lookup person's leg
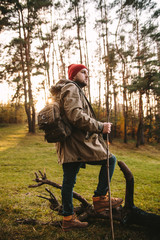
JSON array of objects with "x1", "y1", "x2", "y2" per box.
[
  {"x1": 94, "y1": 155, "x2": 116, "y2": 196},
  {"x1": 61, "y1": 162, "x2": 88, "y2": 231},
  {"x1": 92, "y1": 155, "x2": 123, "y2": 212},
  {"x1": 61, "y1": 162, "x2": 82, "y2": 216}
]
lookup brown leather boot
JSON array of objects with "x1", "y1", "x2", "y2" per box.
[
  {"x1": 62, "y1": 214, "x2": 88, "y2": 231},
  {"x1": 93, "y1": 194, "x2": 123, "y2": 213}
]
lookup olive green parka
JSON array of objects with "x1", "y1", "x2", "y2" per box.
[{"x1": 50, "y1": 79, "x2": 110, "y2": 165}]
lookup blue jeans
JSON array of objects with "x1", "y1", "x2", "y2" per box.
[{"x1": 61, "y1": 155, "x2": 117, "y2": 216}]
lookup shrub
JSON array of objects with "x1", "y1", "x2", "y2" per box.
[{"x1": 0, "y1": 103, "x2": 27, "y2": 124}]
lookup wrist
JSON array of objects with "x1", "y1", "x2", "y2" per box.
[{"x1": 98, "y1": 123, "x2": 104, "y2": 133}]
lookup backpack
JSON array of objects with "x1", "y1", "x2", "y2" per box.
[
  {"x1": 38, "y1": 81, "x2": 88, "y2": 143},
  {"x1": 38, "y1": 101, "x2": 72, "y2": 143}
]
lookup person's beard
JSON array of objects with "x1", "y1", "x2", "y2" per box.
[{"x1": 74, "y1": 79, "x2": 87, "y2": 88}]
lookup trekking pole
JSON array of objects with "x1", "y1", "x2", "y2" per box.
[
  {"x1": 106, "y1": 130, "x2": 115, "y2": 240},
  {"x1": 105, "y1": 81, "x2": 114, "y2": 240}
]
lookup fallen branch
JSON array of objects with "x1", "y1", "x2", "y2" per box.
[
  {"x1": 29, "y1": 170, "x2": 91, "y2": 208},
  {"x1": 28, "y1": 161, "x2": 160, "y2": 230}
]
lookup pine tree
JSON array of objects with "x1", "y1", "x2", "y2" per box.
[
  {"x1": 123, "y1": 0, "x2": 159, "y2": 146},
  {"x1": 0, "y1": 0, "x2": 52, "y2": 133}
]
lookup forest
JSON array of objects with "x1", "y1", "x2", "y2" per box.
[{"x1": 0, "y1": 0, "x2": 160, "y2": 147}]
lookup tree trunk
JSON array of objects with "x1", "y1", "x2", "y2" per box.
[
  {"x1": 98, "y1": 78, "x2": 101, "y2": 120},
  {"x1": 75, "y1": 5, "x2": 83, "y2": 64},
  {"x1": 100, "y1": 2, "x2": 110, "y2": 121},
  {"x1": 136, "y1": 90, "x2": 144, "y2": 147},
  {"x1": 157, "y1": 42, "x2": 160, "y2": 71},
  {"x1": 115, "y1": 1, "x2": 128, "y2": 143},
  {"x1": 27, "y1": 12, "x2": 35, "y2": 133},
  {"x1": 18, "y1": 9, "x2": 32, "y2": 130},
  {"x1": 58, "y1": 44, "x2": 66, "y2": 79},
  {"x1": 130, "y1": 96, "x2": 135, "y2": 140},
  {"x1": 113, "y1": 85, "x2": 117, "y2": 138},
  {"x1": 18, "y1": 12, "x2": 27, "y2": 109},
  {"x1": 123, "y1": 69, "x2": 127, "y2": 143},
  {"x1": 136, "y1": 10, "x2": 144, "y2": 147},
  {"x1": 156, "y1": 96, "x2": 160, "y2": 143},
  {"x1": 82, "y1": 0, "x2": 91, "y2": 103},
  {"x1": 19, "y1": 6, "x2": 35, "y2": 133}
]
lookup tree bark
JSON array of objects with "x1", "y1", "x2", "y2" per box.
[
  {"x1": 19, "y1": 4, "x2": 35, "y2": 133},
  {"x1": 74, "y1": 4, "x2": 83, "y2": 64},
  {"x1": 136, "y1": 10, "x2": 144, "y2": 147},
  {"x1": 115, "y1": 0, "x2": 128, "y2": 143}
]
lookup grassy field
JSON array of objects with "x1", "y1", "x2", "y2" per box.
[{"x1": 0, "y1": 124, "x2": 159, "y2": 240}]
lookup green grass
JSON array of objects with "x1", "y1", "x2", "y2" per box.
[{"x1": 0, "y1": 124, "x2": 160, "y2": 240}]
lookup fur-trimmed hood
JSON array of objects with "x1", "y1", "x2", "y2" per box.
[{"x1": 50, "y1": 79, "x2": 71, "y2": 96}]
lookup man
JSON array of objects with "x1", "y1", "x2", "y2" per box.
[{"x1": 50, "y1": 64, "x2": 123, "y2": 231}]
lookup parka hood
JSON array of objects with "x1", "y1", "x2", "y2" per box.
[{"x1": 50, "y1": 79, "x2": 71, "y2": 96}]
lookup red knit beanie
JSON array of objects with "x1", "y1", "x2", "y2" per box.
[{"x1": 68, "y1": 64, "x2": 88, "y2": 80}]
